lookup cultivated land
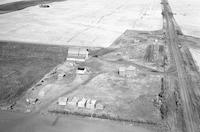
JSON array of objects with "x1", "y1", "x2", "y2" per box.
[
  {"x1": 0, "y1": 0, "x2": 200, "y2": 132},
  {"x1": 0, "y1": 0, "x2": 162, "y2": 47}
]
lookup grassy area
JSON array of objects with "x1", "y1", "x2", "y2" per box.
[{"x1": 0, "y1": 41, "x2": 68, "y2": 105}]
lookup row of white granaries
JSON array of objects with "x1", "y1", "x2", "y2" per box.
[{"x1": 58, "y1": 96, "x2": 104, "y2": 110}]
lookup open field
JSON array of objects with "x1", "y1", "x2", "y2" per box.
[
  {"x1": 0, "y1": 111, "x2": 155, "y2": 132},
  {"x1": 0, "y1": 42, "x2": 68, "y2": 106},
  {"x1": 169, "y1": 0, "x2": 200, "y2": 38},
  {"x1": 0, "y1": 0, "x2": 162, "y2": 47}
]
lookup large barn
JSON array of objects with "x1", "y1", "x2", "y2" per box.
[{"x1": 67, "y1": 48, "x2": 89, "y2": 62}]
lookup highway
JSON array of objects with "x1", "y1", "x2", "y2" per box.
[{"x1": 161, "y1": 0, "x2": 200, "y2": 132}]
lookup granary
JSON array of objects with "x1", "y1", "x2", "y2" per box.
[
  {"x1": 96, "y1": 103, "x2": 104, "y2": 110},
  {"x1": 86, "y1": 99, "x2": 97, "y2": 110},
  {"x1": 58, "y1": 97, "x2": 68, "y2": 105},
  {"x1": 77, "y1": 98, "x2": 87, "y2": 108},
  {"x1": 126, "y1": 66, "x2": 137, "y2": 77},
  {"x1": 67, "y1": 97, "x2": 79, "y2": 107},
  {"x1": 118, "y1": 67, "x2": 126, "y2": 77},
  {"x1": 76, "y1": 66, "x2": 87, "y2": 74},
  {"x1": 118, "y1": 66, "x2": 137, "y2": 77},
  {"x1": 67, "y1": 48, "x2": 89, "y2": 62}
]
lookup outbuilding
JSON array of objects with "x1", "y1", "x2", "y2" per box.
[
  {"x1": 118, "y1": 67, "x2": 126, "y2": 77},
  {"x1": 126, "y1": 66, "x2": 137, "y2": 77},
  {"x1": 76, "y1": 67, "x2": 87, "y2": 74},
  {"x1": 118, "y1": 66, "x2": 137, "y2": 77}
]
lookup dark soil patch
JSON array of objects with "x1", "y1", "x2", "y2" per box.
[
  {"x1": 0, "y1": 0, "x2": 67, "y2": 14},
  {"x1": 0, "y1": 41, "x2": 68, "y2": 105}
]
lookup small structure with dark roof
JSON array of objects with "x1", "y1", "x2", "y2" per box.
[{"x1": 76, "y1": 66, "x2": 87, "y2": 74}]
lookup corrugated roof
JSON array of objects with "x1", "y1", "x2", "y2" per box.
[
  {"x1": 79, "y1": 48, "x2": 88, "y2": 55},
  {"x1": 68, "y1": 48, "x2": 88, "y2": 55},
  {"x1": 68, "y1": 48, "x2": 79, "y2": 55}
]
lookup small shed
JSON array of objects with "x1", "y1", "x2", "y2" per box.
[
  {"x1": 58, "y1": 97, "x2": 68, "y2": 105},
  {"x1": 118, "y1": 67, "x2": 126, "y2": 77},
  {"x1": 76, "y1": 67, "x2": 87, "y2": 74},
  {"x1": 77, "y1": 98, "x2": 87, "y2": 108},
  {"x1": 127, "y1": 66, "x2": 136, "y2": 71},
  {"x1": 118, "y1": 66, "x2": 136, "y2": 77},
  {"x1": 86, "y1": 99, "x2": 97, "y2": 110},
  {"x1": 126, "y1": 66, "x2": 136, "y2": 77},
  {"x1": 68, "y1": 97, "x2": 79, "y2": 107},
  {"x1": 67, "y1": 48, "x2": 89, "y2": 62}
]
